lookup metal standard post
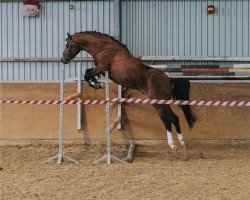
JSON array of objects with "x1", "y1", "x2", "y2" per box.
[
  {"x1": 117, "y1": 85, "x2": 122, "y2": 130},
  {"x1": 105, "y1": 71, "x2": 111, "y2": 164},
  {"x1": 77, "y1": 63, "x2": 81, "y2": 130},
  {"x1": 94, "y1": 71, "x2": 126, "y2": 165},
  {"x1": 44, "y1": 69, "x2": 78, "y2": 164},
  {"x1": 58, "y1": 69, "x2": 64, "y2": 164}
]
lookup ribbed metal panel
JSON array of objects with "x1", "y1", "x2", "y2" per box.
[
  {"x1": 121, "y1": 0, "x2": 250, "y2": 57},
  {"x1": 0, "y1": 0, "x2": 113, "y2": 82},
  {"x1": 1, "y1": 0, "x2": 249, "y2": 82}
]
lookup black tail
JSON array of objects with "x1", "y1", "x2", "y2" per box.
[{"x1": 171, "y1": 78, "x2": 197, "y2": 129}]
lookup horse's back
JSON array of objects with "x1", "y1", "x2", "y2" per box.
[
  {"x1": 109, "y1": 53, "x2": 149, "y2": 89},
  {"x1": 111, "y1": 54, "x2": 172, "y2": 98}
]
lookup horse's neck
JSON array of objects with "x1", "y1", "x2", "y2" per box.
[
  {"x1": 80, "y1": 36, "x2": 134, "y2": 66},
  {"x1": 86, "y1": 44, "x2": 132, "y2": 66}
]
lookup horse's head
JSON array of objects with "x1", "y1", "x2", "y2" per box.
[{"x1": 61, "y1": 33, "x2": 82, "y2": 64}]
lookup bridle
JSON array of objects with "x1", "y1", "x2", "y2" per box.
[{"x1": 63, "y1": 39, "x2": 82, "y2": 60}]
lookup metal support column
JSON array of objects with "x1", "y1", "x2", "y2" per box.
[
  {"x1": 114, "y1": 0, "x2": 122, "y2": 130},
  {"x1": 113, "y1": 0, "x2": 121, "y2": 40},
  {"x1": 105, "y1": 70, "x2": 111, "y2": 164},
  {"x1": 117, "y1": 85, "x2": 122, "y2": 130},
  {"x1": 77, "y1": 63, "x2": 82, "y2": 130},
  {"x1": 94, "y1": 71, "x2": 126, "y2": 165},
  {"x1": 44, "y1": 69, "x2": 78, "y2": 164}
]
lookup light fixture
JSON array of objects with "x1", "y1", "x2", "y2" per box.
[
  {"x1": 69, "y1": 0, "x2": 74, "y2": 9},
  {"x1": 207, "y1": 5, "x2": 216, "y2": 14}
]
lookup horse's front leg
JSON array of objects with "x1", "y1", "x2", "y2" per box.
[{"x1": 84, "y1": 68, "x2": 104, "y2": 89}]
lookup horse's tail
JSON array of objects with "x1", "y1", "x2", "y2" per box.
[{"x1": 170, "y1": 78, "x2": 197, "y2": 129}]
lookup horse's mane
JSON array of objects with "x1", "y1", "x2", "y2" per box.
[{"x1": 73, "y1": 31, "x2": 130, "y2": 52}]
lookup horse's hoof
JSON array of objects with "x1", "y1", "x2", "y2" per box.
[
  {"x1": 99, "y1": 83, "x2": 105, "y2": 89},
  {"x1": 179, "y1": 140, "x2": 186, "y2": 148},
  {"x1": 93, "y1": 85, "x2": 99, "y2": 90},
  {"x1": 181, "y1": 141, "x2": 187, "y2": 149},
  {"x1": 91, "y1": 83, "x2": 102, "y2": 90},
  {"x1": 169, "y1": 144, "x2": 177, "y2": 150}
]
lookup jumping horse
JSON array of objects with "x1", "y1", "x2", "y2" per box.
[{"x1": 61, "y1": 31, "x2": 197, "y2": 149}]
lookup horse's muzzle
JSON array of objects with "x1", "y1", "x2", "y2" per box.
[{"x1": 61, "y1": 57, "x2": 70, "y2": 64}]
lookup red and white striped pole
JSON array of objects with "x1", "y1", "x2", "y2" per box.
[{"x1": 1, "y1": 99, "x2": 249, "y2": 107}]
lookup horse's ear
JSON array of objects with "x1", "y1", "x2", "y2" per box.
[{"x1": 67, "y1": 32, "x2": 71, "y2": 38}]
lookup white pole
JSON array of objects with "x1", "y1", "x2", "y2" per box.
[
  {"x1": 94, "y1": 71, "x2": 126, "y2": 165},
  {"x1": 117, "y1": 85, "x2": 122, "y2": 130},
  {"x1": 105, "y1": 71, "x2": 111, "y2": 164},
  {"x1": 58, "y1": 69, "x2": 64, "y2": 164},
  {"x1": 77, "y1": 63, "x2": 81, "y2": 130},
  {"x1": 44, "y1": 68, "x2": 78, "y2": 164}
]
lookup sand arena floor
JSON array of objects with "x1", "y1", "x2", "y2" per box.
[{"x1": 1, "y1": 142, "x2": 250, "y2": 200}]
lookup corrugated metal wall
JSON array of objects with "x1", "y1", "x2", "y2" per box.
[
  {"x1": 0, "y1": 0, "x2": 249, "y2": 82},
  {"x1": 121, "y1": 0, "x2": 250, "y2": 57},
  {"x1": 0, "y1": 0, "x2": 113, "y2": 82}
]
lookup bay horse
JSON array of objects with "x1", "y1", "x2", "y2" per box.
[{"x1": 61, "y1": 31, "x2": 196, "y2": 149}]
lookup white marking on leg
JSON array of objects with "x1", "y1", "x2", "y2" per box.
[
  {"x1": 167, "y1": 131, "x2": 176, "y2": 149},
  {"x1": 177, "y1": 133, "x2": 185, "y2": 147}
]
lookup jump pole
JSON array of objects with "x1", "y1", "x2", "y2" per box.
[
  {"x1": 77, "y1": 63, "x2": 81, "y2": 130},
  {"x1": 117, "y1": 85, "x2": 122, "y2": 129},
  {"x1": 44, "y1": 69, "x2": 78, "y2": 164},
  {"x1": 94, "y1": 71, "x2": 126, "y2": 164},
  {"x1": 106, "y1": 79, "x2": 136, "y2": 163}
]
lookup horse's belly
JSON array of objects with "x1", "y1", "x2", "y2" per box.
[
  {"x1": 109, "y1": 68, "x2": 142, "y2": 89},
  {"x1": 109, "y1": 74, "x2": 138, "y2": 89}
]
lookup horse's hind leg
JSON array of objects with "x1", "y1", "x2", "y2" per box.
[
  {"x1": 154, "y1": 105, "x2": 186, "y2": 149},
  {"x1": 154, "y1": 105, "x2": 176, "y2": 149},
  {"x1": 170, "y1": 110, "x2": 185, "y2": 147},
  {"x1": 147, "y1": 71, "x2": 181, "y2": 149}
]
